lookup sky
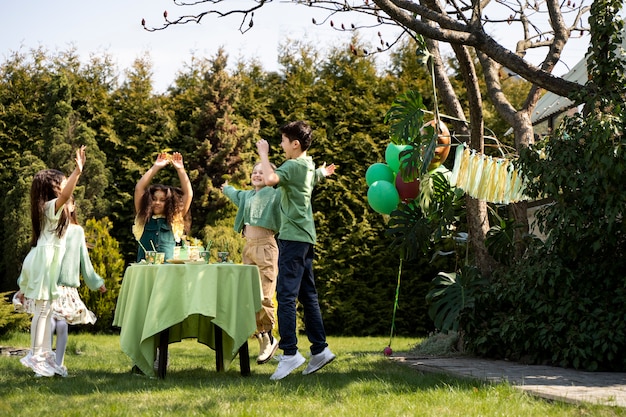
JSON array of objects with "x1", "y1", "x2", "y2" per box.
[{"x1": 2, "y1": 1, "x2": 592, "y2": 93}]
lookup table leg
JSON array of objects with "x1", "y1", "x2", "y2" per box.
[
  {"x1": 157, "y1": 328, "x2": 169, "y2": 379},
  {"x1": 214, "y1": 325, "x2": 251, "y2": 376},
  {"x1": 215, "y1": 326, "x2": 224, "y2": 372},
  {"x1": 239, "y1": 341, "x2": 251, "y2": 376}
]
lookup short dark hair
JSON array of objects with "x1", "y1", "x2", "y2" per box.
[{"x1": 280, "y1": 121, "x2": 313, "y2": 151}]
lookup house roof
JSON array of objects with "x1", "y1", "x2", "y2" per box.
[
  {"x1": 531, "y1": 27, "x2": 626, "y2": 125},
  {"x1": 531, "y1": 56, "x2": 588, "y2": 125}
]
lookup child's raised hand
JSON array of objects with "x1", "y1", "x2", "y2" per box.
[
  {"x1": 256, "y1": 139, "x2": 270, "y2": 156},
  {"x1": 220, "y1": 180, "x2": 228, "y2": 191},
  {"x1": 75, "y1": 146, "x2": 86, "y2": 173},
  {"x1": 170, "y1": 152, "x2": 185, "y2": 170},
  {"x1": 320, "y1": 162, "x2": 336, "y2": 177},
  {"x1": 154, "y1": 152, "x2": 170, "y2": 168}
]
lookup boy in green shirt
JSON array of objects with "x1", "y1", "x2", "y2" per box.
[{"x1": 256, "y1": 120, "x2": 336, "y2": 380}]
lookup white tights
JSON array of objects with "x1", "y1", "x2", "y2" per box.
[
  {"x1": 31, "y1": 300, "x2": 52, "y2": 357},
  {"x1": 51, "y1": 318, "x2": 68, "y2": 366}
]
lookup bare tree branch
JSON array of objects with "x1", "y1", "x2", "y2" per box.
[{"x1": 141, "y1": 0, "x2": 592, "y2": 97}]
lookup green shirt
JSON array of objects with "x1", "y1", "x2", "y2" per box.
[
  {"x1": 223, "y1": 185, "x2": 281, "y2": 234},
  {"x1": 275, "y1": 155, "x2": 325, "y2": 244}
]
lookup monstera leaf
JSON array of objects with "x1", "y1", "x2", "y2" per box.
[
  {"x1": 426, "y1": 266, "x2": 487, "y2": 332},
  {"x1": 384, "y1": 90, "x2": 426, "y2": 146}
]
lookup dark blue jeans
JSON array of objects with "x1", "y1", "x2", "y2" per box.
[{"x1": 276, "y1": 239, "x2": 328, "y2": 356}]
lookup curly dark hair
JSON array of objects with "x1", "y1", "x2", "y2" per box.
[
  {"x1": 136, "y1": 184, "x2": 188, "y2": 235},
  {"x1": 29, "y1": 169, "x2": 70, "y2": 247}
]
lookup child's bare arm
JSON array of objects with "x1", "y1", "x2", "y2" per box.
[
  {"x1": 57, "y1": 146, "x2": 85, "y2": 212},
  {"x1": 134, "y1": 153, "x2": 169, "y2": 213},
  {"x1": 256, "y1": 140, "x2": 280, "y2": 186},
  {"x1": 171, "y1": 152, "x2": 193, "y2": 215}
]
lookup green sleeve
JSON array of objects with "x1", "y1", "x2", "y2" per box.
[{"x1": 223, "y1": 185, "x2": 243, "y2": 206}]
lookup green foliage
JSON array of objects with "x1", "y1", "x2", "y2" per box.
[
  {"x1": 200, "y1": 224, "x2": 245, "y2": 264},
  {"x1": 0, "y1": 292, "x2": 31, "y2": 336},
  {"x1": 466, "y1": 248, "x2": 626, "y2": 371},
  {"x1": 484, "y1": 206, "x2": 541, "y2": 266},
  {"x1": 384, "y1": 90, "x2": 440, "y2": 178},
  {"x1": 464, "y1": 5, "x2": 626, "y2": 370},
  {"x1": 385, "y1": 89, "x2": 426, "y2": 146},
  {"x1": 167, "y1": 50, "x2": 259, "y2": 236},
  {"x1": 426, "y1": 266, "x2": 486, "y2": 333},
  {"x1": 0, "y1": 35, "x2": 524, "y2": 337},
  {"x1": 383, "y1": 89, "x2": 475, "y2": 334},
  {"x1": 78, "y1": 218, "x2": 124, "y2": 333}
]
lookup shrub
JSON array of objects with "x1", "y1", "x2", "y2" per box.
[{"x1": 0, "y1": 291, "x2": 31, "y2": 336}]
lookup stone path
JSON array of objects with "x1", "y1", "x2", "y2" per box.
[{"x1": 392, "y1": 356, "x2": 626, "y2": 407}]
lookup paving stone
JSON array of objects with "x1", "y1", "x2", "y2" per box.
[{"x1": 392, "y1": 356, "x2": 626, "y2": 408}]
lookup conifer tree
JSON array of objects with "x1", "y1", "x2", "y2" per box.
[
  {"x1": 108, "y1": 56, "x2": 177, "y2": 259},
  {"x1": 167, "y1": 50, "x2": 258, "y2": 240}
]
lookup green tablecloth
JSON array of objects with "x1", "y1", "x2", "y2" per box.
[{"x1": 113, "y1": 263, "x2": 262, "y2": 377}]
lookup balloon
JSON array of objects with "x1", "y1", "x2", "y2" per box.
[
  {"x1": 395, "y1": 174, "x2": 420, "y2": 202},
  {"x1": 385, "y1": 143, "x2": 409, "y2": 173},
  {"x1": 365, "y1": 163, "x2": 395, "y2": 186},
  {"x1": 422, "y1": 120, "x2": 451, "y2": 171},
  {"x1": 367, "y1": 180, "x2": 400, "y2": 215}
]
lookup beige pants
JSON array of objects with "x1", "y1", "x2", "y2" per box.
[{"x1": 242, "y1": 235, "x2": 278, "y2": 334}]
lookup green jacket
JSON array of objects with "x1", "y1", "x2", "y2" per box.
[
  {"x1": 58, "y1": 224, "x2": 104, "y2": 290},
  {"x1": 223, "y1": 185, "x2": 281, "y2": 234}
]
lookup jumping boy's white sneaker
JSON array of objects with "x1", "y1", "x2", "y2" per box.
[
  {"x1": 302, "y1": 347, "x2": 336, "y2": 375},
  {"x1": 270, "y1": 351, "x2": 306, "y2": 380}
]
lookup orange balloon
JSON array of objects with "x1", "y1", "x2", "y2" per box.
[{"x1": 422, "y1": 120, "x2": 451, "y2": 171}]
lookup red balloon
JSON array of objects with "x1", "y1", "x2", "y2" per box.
[{"x1": 395, "y1": 174, "x2": 420, "y2": 202}]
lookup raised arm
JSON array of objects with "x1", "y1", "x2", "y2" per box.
[
  {"x1": 256, "y1": 139, "x2": 280, "y2": 186},
  {"x1": 56, "y1": 146, "x2": 85, "y2": 212},
  {"x1": 134, "y1": 153, "x2": 169, "y2": 213},
  {"x1": 170, "y1": 152, "x2": 193, "y2": 215}
]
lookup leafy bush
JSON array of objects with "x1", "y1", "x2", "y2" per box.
[
  {"x1": 464, "y1": 69, "x2": 626, "y2": 371},
  {"x1": 78, "y1": 217, "x2": 125, "y2": 333},
  {"x1": 0, "y1": 291, "x2": 31, "y2": 336},
  {"x1": 463, "y1": 6, "x2": 626, "y2": 370}
]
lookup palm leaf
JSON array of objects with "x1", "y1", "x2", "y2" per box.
[
  {"x1": 384, "y1": 90, "x2": 426, "y2": 145},
  {"x1": 426, "y1": 266, "x2": 487, "y2": 332}
]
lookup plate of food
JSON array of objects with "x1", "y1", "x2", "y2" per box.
[{"x1": 166, "y1": 259, "x2": 185, "y2": 264}]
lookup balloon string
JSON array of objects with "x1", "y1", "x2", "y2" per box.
[{"x1": 389, "y1": 257, "x2": 403, "y2": 347}]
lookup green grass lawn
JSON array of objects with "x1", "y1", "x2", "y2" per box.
[{"x1": 1, "y1": 333, "x2": 623, "y2": 417}]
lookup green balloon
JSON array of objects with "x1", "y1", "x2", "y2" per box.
[
  {"x1": 366, "y1": 163, "x2": 395, "y2": 186},
  {"x1": 367, "y1": 180, "x2": 400, "y2": 215},
  {"x1": 385, "y1": 143, "x2": 409, "y2": 172}
]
